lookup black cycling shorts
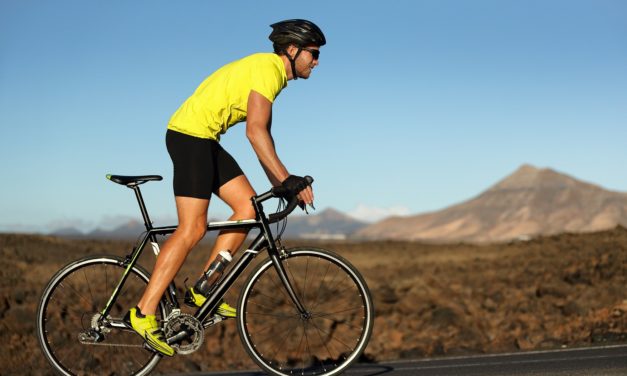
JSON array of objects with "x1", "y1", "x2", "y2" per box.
[{"x1": 166, "y1": 129, "x2": 244, "y2": 199}]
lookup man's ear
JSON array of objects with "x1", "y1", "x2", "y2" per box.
[{"x1": 286, "y1": 44, "x2": 299, "y2": 58}]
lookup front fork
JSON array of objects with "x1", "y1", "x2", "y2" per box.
[
  {"x1": 269, "y1": 249, "x2": 308, "y2": 314},
  {"x1": 253, "y1": 198, "x2": 308, "y2": 315}
]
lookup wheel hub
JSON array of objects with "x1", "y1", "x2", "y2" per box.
[{"x1": 90, "y1": 313, "x2": 112, "y2": 334}]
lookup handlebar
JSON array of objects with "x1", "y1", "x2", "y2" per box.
[{"x1": 253, "y1": 176, "x2": 314, "y2": 223}]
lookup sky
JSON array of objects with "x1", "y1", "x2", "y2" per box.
[{"x1": 1, "y1": 0, "x2": 626, "y2": 233}]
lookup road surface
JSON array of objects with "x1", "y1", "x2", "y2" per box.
[{"x1": 166, "y1": 344, "x2": 627, "y2": 376}]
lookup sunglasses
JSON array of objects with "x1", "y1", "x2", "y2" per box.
[{"x1": 302, "y1": 47, "x2": 320, "y2": 60}]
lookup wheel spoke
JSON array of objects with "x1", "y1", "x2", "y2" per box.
[
  {"x1": 37, "y1": 257, "x2": 163, "y2": 375},
  {"x1": 239, "y1": 248, "x2": 373, "y2": 376}
]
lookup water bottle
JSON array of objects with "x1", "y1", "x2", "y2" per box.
[{"x1": 194, "y1": 250, "x2": 232, "y2": 296}]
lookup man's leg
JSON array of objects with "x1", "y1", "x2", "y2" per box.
[
  {"x1": 184, "y1": 176, "x2": 255, "y2": 315},
  {"x1": 138, "y1": 196, "x2": 209, "y2": 315},
  {"x1": 126, "y1": 196, "x2": 208, "y2": 356},
  {"x1": 202, "y1": 175, "x2": 256, "y2": 271}
]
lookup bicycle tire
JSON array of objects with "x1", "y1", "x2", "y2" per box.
[
  {"x1": 237, "y1": 247, "x2": 374, "y2": 376},
  {"x1": 36, "y1": 255, "x2": 165, "y2": 376}
]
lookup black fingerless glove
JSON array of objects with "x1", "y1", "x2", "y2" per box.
[{"x1": 281, "y1": 175, "x2": 308, "y2": 196}]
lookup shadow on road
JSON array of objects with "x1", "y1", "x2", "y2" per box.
[{"x1": 349, "y1": 363, "x2": 395, "y2": 375}]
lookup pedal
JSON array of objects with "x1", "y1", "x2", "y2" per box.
[
  {"x1": 202, "y1": 315, "x2": 224, "y2": 328},
  {"x1": 142, "y1": 342, "x2": 162, "y2": 354},
  {"x1": 212, "y1": 315, "x2": 225, "y2": 324}
]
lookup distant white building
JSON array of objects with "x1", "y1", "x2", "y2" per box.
[{"x1": 300, "y1": 233, "x2": 347, "y2": 240}]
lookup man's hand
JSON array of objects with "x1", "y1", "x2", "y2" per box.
[{"x1": 282, "y1": 175, "x2": 314, "y2": 206}]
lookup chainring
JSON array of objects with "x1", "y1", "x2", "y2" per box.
[{"x1": 164, "y1": 313, "x2": 204, "y2": 355}]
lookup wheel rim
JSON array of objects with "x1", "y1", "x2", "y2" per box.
[
  {"x1": 37, "y1": 257, "x2": 162, "y2": 376},
  {"x1": 239, "y1": 249, "x2": 373, "y2": 376}
]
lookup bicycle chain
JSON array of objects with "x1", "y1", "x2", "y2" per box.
[
  {"x1": 79, "y1": 310, "x2": 212, "y2": 353},
  {"x1": 77, "y1": 340, "x2": 144, "y2": 348}
]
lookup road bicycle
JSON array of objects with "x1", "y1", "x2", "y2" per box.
[{"x1": 36, "y1": 174, "x2": 374, "y2": 376}]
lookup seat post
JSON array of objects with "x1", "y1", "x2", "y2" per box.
[{"x1": 131, "y1": 185, "x2": 154, "y2": 231}]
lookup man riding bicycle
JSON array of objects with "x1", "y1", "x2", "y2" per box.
[{"x1": 124, "y1": 19, "x2": 326, "y2": 356}]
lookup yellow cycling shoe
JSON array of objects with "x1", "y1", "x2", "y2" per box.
[
  {"x1": 216, "y1": 301, "x2": 237, "y2": 318},
  {"x1": 124, "y1": 307, "x2": 174, "y2": 356},
  {"x1": 184, "y1": 287, "x2": 237, "y2": 318}
]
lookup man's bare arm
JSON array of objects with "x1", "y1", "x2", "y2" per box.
[
  {"x1": 246, "y1": 90, "x2": 289, "y2": 186},
  {"x1": 246, "y1": 90, "x2": 313, "y2": 204}
]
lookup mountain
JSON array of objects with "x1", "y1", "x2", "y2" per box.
[
  {"x1": 280, "y1": 208, "x2": 368, "y2": 240},
  {"x1": 51, "y1": 227, "x2": 85, "y2": 238},
  {"x1": 355, "y1": 164, "x2": 627, "y2": 243},
  {"x1": 51, "y1": 220, "x2": 147, "y2": 240},
  {"x1": 87, "y1": 220, "x2": 147, "y2": 240},
  {"x1": 51, "y1": 208, "x2": 368, "y2": 241}
]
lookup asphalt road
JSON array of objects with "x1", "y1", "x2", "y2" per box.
[{"x1": 167, "y1": 344, "x2": 627, "y2": 376}]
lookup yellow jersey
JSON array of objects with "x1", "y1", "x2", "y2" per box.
[{"x1": 167, "y1": 53, "x2": 287, "y2": 140}]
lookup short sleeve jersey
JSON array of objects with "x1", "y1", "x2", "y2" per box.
[{"x1": 167, "y1": 53, "x2": 287, "y2": 140}]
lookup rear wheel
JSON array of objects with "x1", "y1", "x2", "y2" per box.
[
  {"x1": 36, "y1": 256, "x2": 165, "y2": 375},
  {"x1": 237, "y1": 247, "x2": 374, "y2": 376}
]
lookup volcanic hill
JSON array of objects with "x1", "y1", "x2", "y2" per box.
[{"x1": 356, "y1": 164, "x2": 627, "y2": 243}]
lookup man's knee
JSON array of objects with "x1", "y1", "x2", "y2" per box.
[
  {"x1": 177, "y1": 221, "x2": 207, "y2": 245},
  {"x1": 235, "y1": 202, "x2": 256, "y2": 220}
]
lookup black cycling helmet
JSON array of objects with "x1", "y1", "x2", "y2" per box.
[
  {"x1": 269, "y1": 19, "x2": 326, "y2": 80},
  {"x1": 269, "y1": 19, "x2": 326, "y2": 48}
]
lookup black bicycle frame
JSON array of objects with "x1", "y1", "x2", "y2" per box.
[{"x1": 101, "y1": 183, "x2": 307, "y2": 326}]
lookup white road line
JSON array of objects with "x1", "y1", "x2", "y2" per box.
[{"x1": 348, "y1": 345, "x2": 627, "y2": 373}]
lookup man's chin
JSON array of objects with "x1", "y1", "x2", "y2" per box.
[{"x1": 298, "y1": 69, "x2": 313, "y2": 79}]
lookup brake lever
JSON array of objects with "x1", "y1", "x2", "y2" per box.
[{"x1": 298, "y1": 201, "x2": 316, "y2": 215}]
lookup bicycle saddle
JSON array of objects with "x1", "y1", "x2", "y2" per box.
[{"x1": 106, "y1": 174, "x2": 163, "y2": 187}]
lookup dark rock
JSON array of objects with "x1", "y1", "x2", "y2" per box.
[
  {"x1": 431, "y1": 306, "x2": 459, "y2": 328},
  {"x1": 399, "y1": 347, "x2": 426, "y2": 358},
  {"x1": 560, "y1": 301, "x2": 584, "y2": 316}
]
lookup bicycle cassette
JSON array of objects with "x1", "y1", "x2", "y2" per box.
[
  {"x1": 90, "y1": 312, "x2": 112, "y2": 334},
  {"x1": 164, "y1": 313, "x2": 204, "y2": 355}
]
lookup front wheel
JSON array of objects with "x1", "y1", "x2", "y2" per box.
[
  {"x1": 36, "y1": 255, "x2": 165, "y2": 376},
  {"x1": 237, "y1": 247, "x2": 374, "y2": 376}
]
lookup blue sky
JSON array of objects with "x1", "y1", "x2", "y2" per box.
[{"x1": 1, "y1": 0, "x2": 626, "y2": 233}]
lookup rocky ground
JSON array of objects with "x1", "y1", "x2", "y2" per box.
[{"x1": 1, "y1": 227, "x2": 625, "y2": 375}]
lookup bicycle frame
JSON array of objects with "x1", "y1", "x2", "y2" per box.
[{"x1": 101, "y1": 182, "x2": 306, "y2": 331}]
